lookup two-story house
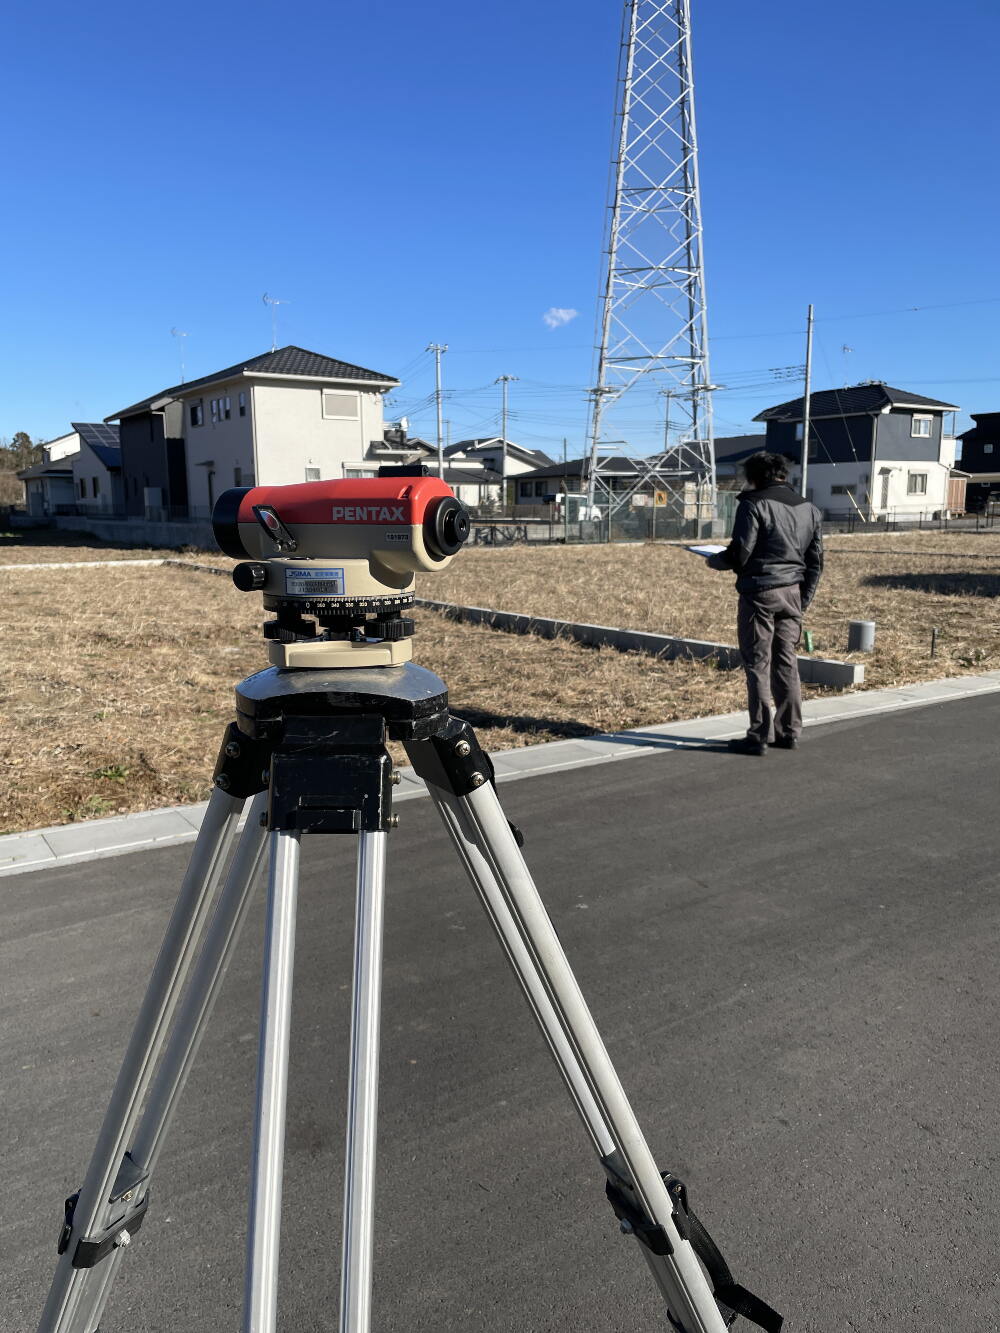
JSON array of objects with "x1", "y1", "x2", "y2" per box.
[
  {"x1": 70, "y1": 423, "x2": 124, "y2": 516},
  {"x1": 18, "y1": 429, "x2": 82, "y2": 516},
  {"x1": 444, "y1": 437, "x2": 554, "y2": 508},
  {"x1": 957, "y1": 412, "x2": 1000, "y2": 511},
  {"x1": 106, "y1": 346, "x2": 399, "y2": 518},
  {"x1": 754, "y1": 383, "x2": 962, "y2": 518}
]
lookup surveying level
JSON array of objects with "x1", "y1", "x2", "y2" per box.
[
  {"x1": 38, "y1": 468, "x2": 782, "y2": 1333},
  {"x1": 214, "y1": 469, "x2": 470, "y2": 668}
]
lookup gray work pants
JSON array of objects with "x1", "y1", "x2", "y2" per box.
[{"x1": 736, "y1": 585, "x2": 803, "y2": 744}]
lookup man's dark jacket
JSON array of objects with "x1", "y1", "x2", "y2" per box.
[{"x1": 708, "y1": 483, "x2": 824, "y2": 608}]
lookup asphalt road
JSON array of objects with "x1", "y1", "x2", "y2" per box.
[{"x1": 3, "y1": 694, "x2": 999, "y2": 1332}]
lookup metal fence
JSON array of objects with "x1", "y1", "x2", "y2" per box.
[{"x1": 822, "y1": 505, "x2": 999, "y2": 535}]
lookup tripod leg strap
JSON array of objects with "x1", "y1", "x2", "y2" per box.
[{"x1": 663, "y1": 1175, "x2": 783, "y2": 1333}]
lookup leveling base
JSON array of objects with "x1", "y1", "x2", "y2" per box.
[
  {"x1": 38, "y1": 662, "x2": 780, "y2": 1333},
  {"x1": 266, "y1": 635, "x2": 413, "y2": 669}
]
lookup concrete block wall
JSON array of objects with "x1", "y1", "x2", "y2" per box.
[{"x1": 417, "y1": 598, "x2": 864, "y2": 689}]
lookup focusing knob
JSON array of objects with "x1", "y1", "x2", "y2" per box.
[{"x1": 233, "y1": 562, "x2": 268, "y2": 592}]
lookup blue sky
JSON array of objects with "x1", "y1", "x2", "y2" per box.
[{"x1": 2, "y1": 0, "x2": 998, "y2": 453}]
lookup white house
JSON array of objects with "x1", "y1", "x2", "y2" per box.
[
  {"x1": 70, "y1": 423, "x2": 124, "y2": 515},
  {"x1": 18, "y1": 431, "x2": 80, "y2": 516},
  {"x1": 106, "y1": 347, "x2": 400, "y2": 519}
]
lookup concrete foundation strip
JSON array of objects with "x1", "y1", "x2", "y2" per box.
[{"x1": 416, "y1": 598, "x2": 865, "y2": 689}]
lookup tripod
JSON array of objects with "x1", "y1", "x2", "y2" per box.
[{"x1": 38, "y1": 661, "x2": 781, "y2": 1333}]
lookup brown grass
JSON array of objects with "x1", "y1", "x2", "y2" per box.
[
  {"x1": 425, "y1": 531, "x2": 1000, "y2": 689},
  {"x1": 0, "y1": 558, "x2": 748, "y2": 834},
  {"x1": 3, "y1": 529, "x2": 998, "y2": 834}
]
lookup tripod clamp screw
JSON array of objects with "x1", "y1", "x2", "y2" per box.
[
  {"x1": 469, "y1": 772, "x2": 486, "y2": 787},
  {"x1": 215, "y1": 774, "x2": 232, "y2": 791},
  {"x1": 224, "y1": 740, "x2": 242, "y2": 759},
  {"x1": 454, "y1": 740, "x2": 472, "y2": 757}
]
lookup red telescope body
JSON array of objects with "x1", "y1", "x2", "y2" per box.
[{"x1": 213, "y1": 474, "x2": 469, "y2": 563}]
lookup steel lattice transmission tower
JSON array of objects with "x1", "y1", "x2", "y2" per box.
[{"x1": 586, "y1": 0, "x2": 716, "y2": 525}]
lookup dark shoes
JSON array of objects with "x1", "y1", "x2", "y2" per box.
[
  {"x1": 728, "y1": 735, "x2": 800, "y2": 755},
  {"x1": 728, "y1": 737, "x2": 766, "y2": 756}
]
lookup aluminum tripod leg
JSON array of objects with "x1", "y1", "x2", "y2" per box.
[
  {"x1": 244, "y1": 830, "x2": 301, "y2": 1333},
  {"x1": 420, "y1": 777, "x2": 729, "y2": 1333},
  {"x1": 60, "y1": 795, "x2": 270, "y2": 1333},
  {"x1": 339, "y1": 831, "x2": 388, "y2": 1333},
  {"x1": 38, "y1": 786, "x2": 247, "y2": 1333}
]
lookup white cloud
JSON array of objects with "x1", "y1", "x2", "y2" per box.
[{"x1": 542, "y1": 307, "x2": 579, "y2": 329}]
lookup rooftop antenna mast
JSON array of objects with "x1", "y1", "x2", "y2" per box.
[
  {"x1": 170, "y1": 328, "x2": 189, "y2": 384},
  {"x1": 262, "y1": 293, "x2": 289, "y2": 353},
  {"x1": 586, "y1": 0, "x2": 716, "y2": 528}
]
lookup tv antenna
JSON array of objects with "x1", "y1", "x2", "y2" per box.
[
  {"x1": 262, "y1": 293, "x2": 289, "y2": 352},
  {"x1": 170, "y1": 328, "x2": 188, "y2": 383}
]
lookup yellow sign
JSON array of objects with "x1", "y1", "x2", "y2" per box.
[{"x1": 654, "y1": 490, "x2": 668, "y2": 507}]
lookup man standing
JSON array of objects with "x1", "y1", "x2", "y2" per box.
[{"x1": 706, "y1": 452, "x2": 823, "y2": 755}]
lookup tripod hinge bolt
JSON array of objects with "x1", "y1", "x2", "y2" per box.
[
  {"x1": 114, "y1": 1230, "x2": 131, "y2": 1248},
  {"x1": 224, "y1": 741, "x2": 241, "y2": 758},
  {"x1": 387, "y1": 814, "x2": 400, "y2": 828},
  {"x1": 454, "y1": 740, "x2": 472, "y2": 757},
  {"x1": 390, "y1": 771, "x2": 402, "y2": 786},
  {"x1": 215, "y1": 774, "x2": 232, "y2": 790},
  {"x1": 470, "y1": 771, "x2": 486, "y2": 787}
]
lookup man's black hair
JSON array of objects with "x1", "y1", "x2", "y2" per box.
[{"x1": 744, "y1": 451, "x2": 790, "y2": 488}]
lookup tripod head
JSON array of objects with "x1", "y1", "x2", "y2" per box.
[{"x1": 213, "y1": 466, "x2": 470, "y2": 669}]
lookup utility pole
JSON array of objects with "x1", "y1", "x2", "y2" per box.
[
  {"x1": 562, "y1": 437, "x2": 570, "y2": 543},
  {"x1": 800, "y1": 304, "x2": 814, "y2": 499},
  {"x1": 495, "y1": 374, "x2": 518, "y2": 513},
  {"x1": 427, "y1": 343, "x2": 448, "y2": 478}
]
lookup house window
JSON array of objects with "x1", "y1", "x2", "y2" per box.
[
  {"x1": 321, "y1": 390, "x2": 360, "y2": 420},
  {"x1": 190, "y1": 402, "x2": 204, "y2": 427},
  {"x1": 223, "y1": 396, "x2": 231, "y2": 420},
  {"x1": 79, "y1": 478, "x2": 86, "y2": 498},
  {"x1": 534, "y1": 481, "x2": 546, "y2": 496},
  {"x1": 519, "y1": 482, "x2": 530, "y2": 497},
  {"x1": 911, "y1": 414, "x2": 932, "y2": 437},
  {"x1": 794, "y1": 423, "x2": 803, "y2": 441},
  {"x1": 234, "y1": 466, "x2": 242, "y2": 485},
  {"x1": 211, "y1": 398, "x2": 219, "y2": 424},
  {"x1": 92, "y1": 477, "x2": 100, "y2": 497},
  {"x1": 907, "y1": 472, "x2": 928, "y2": 495},
  {"x1": 831, "y1": 485, "x2": 854, "y2": 495},
  {"x1": 305, "y1": 466, "x2": 321, "y2": 481},
  {"x1": 238, "y1": 391, "x2": 247, "y2": 417},
  {"x1": 985, "y1": 443, "x2": 994, "y2": 455}
]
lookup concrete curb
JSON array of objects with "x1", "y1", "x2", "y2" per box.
[
  {"x1": 417, "y1": 598, "x2": 865, "y2": 688},
  {"x1": 3, "y1": 669, "x2": 999, "y2": 879}
]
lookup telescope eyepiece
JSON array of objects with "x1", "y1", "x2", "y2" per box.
[{"x1": 426, "y1": 496, "x2": 470, "y2": 558}]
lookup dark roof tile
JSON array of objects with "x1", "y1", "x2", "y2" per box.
[
  {"x1": 754, "y1": 383, "x2": 959, "y2": 422},
  {"x1": 108, "y1": 346, "x2": 398, "y2": 420}
]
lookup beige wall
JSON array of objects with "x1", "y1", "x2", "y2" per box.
[
  {"x1": 249, "y1": 380, "x2": 386, "y2": 484},
  {"x1": 183, "y1": 379, "x2": 255, "y2": 513}
]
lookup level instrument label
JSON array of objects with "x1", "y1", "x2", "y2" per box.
[{"x1": 285, "y1": 566, "x2": 346, "y2": 596}]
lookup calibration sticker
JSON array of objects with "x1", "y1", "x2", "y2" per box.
[{"x1": 285, "y1": 566, "x2": 346, "y2": 596}]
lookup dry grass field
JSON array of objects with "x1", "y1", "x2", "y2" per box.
[
  {"x1": 427, "y1": 530, "x2": 1000, "y2": 691},
  {"x1": 2, "y1": 528, "x2": 998, "y2": 834}
]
